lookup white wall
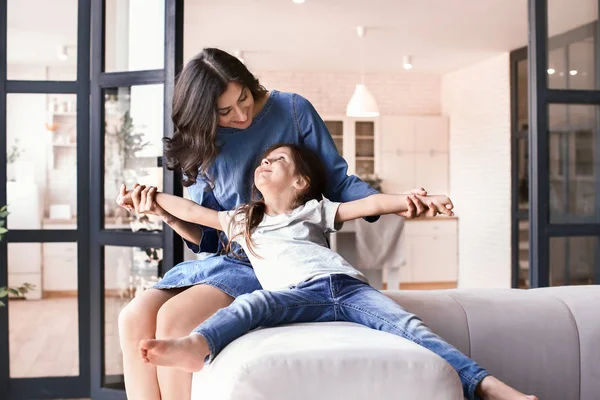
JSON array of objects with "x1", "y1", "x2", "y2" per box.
[
  {"x1": 255, "y1": 70, "x2": 441, "y2": 116},
  {"x1": 441, "y1": 53, "x2": 512, "y2": 288}
]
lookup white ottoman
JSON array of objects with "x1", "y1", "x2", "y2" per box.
[{"x1": 191, "y1": 322, "x2": 462, "y2": 400}]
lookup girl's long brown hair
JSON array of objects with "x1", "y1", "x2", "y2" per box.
[
  {"x1": 164, "y1": 48, "x2": 268, "y2": 187},
  {"x1": 224, "y1": 144, "x2": 327, "y2": 258}
]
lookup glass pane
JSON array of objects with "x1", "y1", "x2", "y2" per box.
[
  {"x1": 8, "y1": 243, "x2": 79, "y2": 377},
  {"x1": 355, "y1": 121, "x2": 375, "y2": 178},
  {"x1": 568, "y1": 37, "x2": 594, "y2": 90},
  {"x1": 6, "y1": 94, "x2": 77, "y2": 229},
  {"x1": 549, "y1": 237, "x2": 597, "y2": 286},
  {"x1": 547, "y1": 47, "x2": 566, "y2": 89},
  {"x1": 548, "y1": 104, "x2": 599, "y2": 223},
  {"x1": 517, "y1": 219, "x2": 530, "y2": 289},
  {"x1": 548, "y1": 0, "x2": 597, "y2": 90},
  {"x1": 104, "y1": 0, "x2": 165, "y2": 72},
  {"x1": 356, "y1": 139, "x2": 374, "y2": 157},
  {"x1": 355, "y1": 121, "x2": 374, "y2": 137},
  {"x1": 7, "y1": 0, "x2": 78, "y2": 80},
  {"x1": 325, "y1": 121, "x2": 343, "y2": 156},
  {"x1": 104, "y1": 246, "x2": 161, "y2": 387},
  {"x1": 104, "y1": 85, "x2": 164, "y2": 230}
]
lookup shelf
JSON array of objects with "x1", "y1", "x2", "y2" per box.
[
  {"x1": 53, "y1": 143, "x2": 77, "y2": 148},
  {"x1": 356, "y1": 135, "x2": 374, "y2": 139},
  {"x1": 355, "y1": 156, "x2": 375, "y2": 161},
  {"x1": 331, "y1": 135, "x2": 344, "y2": 139}
]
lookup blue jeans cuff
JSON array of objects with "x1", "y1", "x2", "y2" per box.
[
  {"x1": 192, "y1": 330, "x2": 217, "y2": 364},
  {"x1": 468, "y1": 370, "x2": 490, "y2": 400}
]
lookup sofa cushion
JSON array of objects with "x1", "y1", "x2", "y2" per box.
[{"x1": 191, "y1": 322, "x2": 462, "y2": 400}]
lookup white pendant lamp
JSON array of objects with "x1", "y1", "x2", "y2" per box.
[{"x1": 346, "y1": 26, "x2": 379, "y2": 117}]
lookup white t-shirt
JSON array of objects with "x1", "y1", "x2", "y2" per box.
[{"x1": 218, "y1": 199, "x2": 367, "y2": 290}]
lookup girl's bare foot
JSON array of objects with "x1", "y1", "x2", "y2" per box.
[
  {"x1": 476, "y1": 375, "x2": 538, "y2": 400},
  {"x1": 139, "y1": 334, "x2": 209, "y2": 373}
]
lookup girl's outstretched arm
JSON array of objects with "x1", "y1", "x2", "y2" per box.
[
  {"x1": 118, "y1": 186, "x2": 222, "y2": 231},
  {"x1": 335, "y1": 194, "x2": 453, "y2": 223}
]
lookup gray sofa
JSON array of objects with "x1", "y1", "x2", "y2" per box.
[
  {"x1": 384, "y1": 286, "x2": 600, "y2": 400},
  {"x1": 192, "y1": 286, "x2": 599, "y2": 400}
]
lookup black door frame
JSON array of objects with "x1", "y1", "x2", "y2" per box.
[
  {"x1": 0, "y1": 0, "x2": 184, "y2": 398},
  {"x1": 1, "y1": 0, "x2": 91, "y2": 398},
  {"x1": 523, "y1": 0, "x2": 600, "y2": 288},
  {"x1": 511, "y1": 20, "x2": 600, "y2": 287},
  {"x1": 88, "y1": 0, "x2": 183, "y2": 399}
]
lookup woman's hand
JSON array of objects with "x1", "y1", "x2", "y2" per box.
[
  {"x1": 116, "y1": 184, "x2": 170, "y2": 219},
  {"x1": 397, "y1": 188, "x2": 454, "y2": 218}
]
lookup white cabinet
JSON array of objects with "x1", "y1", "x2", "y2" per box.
[
  {"x1": 414, "y1": 152, "x2": 449, "y2": 195},
  {"x1": 379, "y1": 151, "x2": 415, "y2": 194},
  {"x1": 323, "y1": 117, "x2": 379, "y2": 179},
  {"x1": 404, "y1": 219, "x2": 458, "y2": 283},
  {"x1": 379, "y1": 116, "x2": 449, "y2": 195},
  {"x1": 332, "y1": 218, "x2": 458, "y2": 286}
]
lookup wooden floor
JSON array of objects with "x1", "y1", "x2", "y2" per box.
[{"x1": 8, "y1": 296, "x2": 128, "y2": 378}]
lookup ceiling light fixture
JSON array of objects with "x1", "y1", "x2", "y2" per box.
[
  {"x1": 569, "y1": 69, "x2": 578, "y2": 76},
  {"x1": 403, "y1": 55, "x2": 413, "y2": 70},
  {"x1": 547, "y1": 68, "x2": 555, "y2": 75},
  {"x1": 346, "y1": 26, "x2": 379, "y2": 118},
  {"x1": 292, "y1": 0, "x2": 305, "y2": 4}
]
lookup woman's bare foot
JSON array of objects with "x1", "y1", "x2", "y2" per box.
[
  {"x1": 476, "y1": 376, "x2": 538, "y2": 400},
  {"x1": 139, "y1": 334, "x2": 209, "y2": 373}
]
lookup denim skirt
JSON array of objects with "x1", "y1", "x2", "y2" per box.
[{"x1": 152, "y1": 253, "x2": 262, "y2": 298}]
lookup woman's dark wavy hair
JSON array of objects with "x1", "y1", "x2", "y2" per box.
[
  {"x1": 224, "y1": 143, "x2": 327, "y2": 258},
  {"x1": 164, "y1": 48, "x2": 268, "y2": 186}
]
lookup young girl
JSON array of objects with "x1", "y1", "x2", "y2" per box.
[{"x1": 121, "y1": 144, "x2": 536, "y2": 400}]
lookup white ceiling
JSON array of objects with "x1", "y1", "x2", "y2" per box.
[{"x1": 6, "y1": 0, "x2": 598, "y2": 74}]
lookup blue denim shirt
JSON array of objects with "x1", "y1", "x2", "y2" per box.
[{"x1": 185, "y1": 90, "x2": 378, "y2": 254}]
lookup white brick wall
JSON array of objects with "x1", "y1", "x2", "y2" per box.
[
  {"x1": 441, "y1": 53, "x2": 512, "y2": 288},
  {"x1": 255, "y1": 71, "x2": 441, "y2": 116}
]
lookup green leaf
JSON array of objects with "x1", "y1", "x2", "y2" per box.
[
  {"x1": 17, "y1": 287, "x2": 29, "y2": 295},
  {"x1": 8, "y1": 288, "x2": 19, "y2": 296},
  {"x1": 0, "y1": 227, "x2": 8, "y2": 234},
  {"x1": 0, "y1": 301, "x2": 5, "y2": 307},
  {"x1": 0, "y1": 288, "x2": 9, "y2": 297}
]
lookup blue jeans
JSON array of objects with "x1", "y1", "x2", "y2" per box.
[{"x1": 193, "y1": 274, "x2": 489, "y2": 400}]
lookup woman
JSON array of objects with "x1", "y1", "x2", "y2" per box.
[{"x1": 117, "y1": 48, "x2": 451, "y2": 400}]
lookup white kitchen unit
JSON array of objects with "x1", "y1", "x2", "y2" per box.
[
  {"x1": 327, "y1": 115, "x2": 457, "y2": 288},
  {"x1": 379, "y1": 116, "x2": 449, "y2": 195},
  {"x1": 331, "y1": 218, "x2": 458, "y2": 288},
  {"x1": 402, "y1": 219, "x2": 458, "y2": 284},
  {"x1": 323, "y1": 117, "x2": 379, "y2": 178}
]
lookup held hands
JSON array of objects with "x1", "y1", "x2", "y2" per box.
[
  {"x1": 397, "y1": 188, "x2": 454, "y2": 218},
  {"x1": 116, "y1": 184, "x2": 168, "y2": 218}
]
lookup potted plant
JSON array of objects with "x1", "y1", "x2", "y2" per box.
[{"x1": 0, "y1": 205, "x2": 34, "y2": 306}]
